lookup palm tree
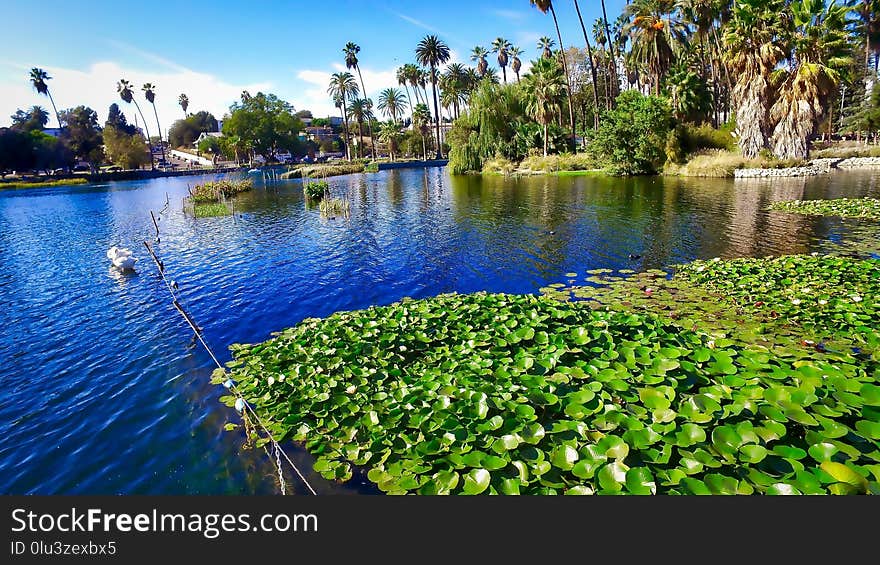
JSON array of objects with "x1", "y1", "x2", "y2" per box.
[
  {"x1": 29, "y1": 68, "x2": 62, "y2": 131},
  {"x1": 537, "y1": 36, "x2": 556, "y2": 59},
  {"x1": 853, "y1": 0, "x2": 880, "y2": 101},
  {"x1": 328, "y1": 72, "x2": 360, "y2": 161},
  {"x1": 522, "y1": 58, "x2": 568, "y2": 156},
  {"x1": 117, "y1": 79, "x2": 153, "y2": 169},
  {"x1": 444, "y1": 63, "x2": 469, "y2": 118},
  {"x1": 378, "y1": 88, "x2": 408, "y2": 123},
  {"x1": 178, "y1": 93, "x2": 189, "y2": 117},
  {"x1": 770, "y1": 0, "x2": 850, "y2": 159},
  {"x1": 623, "y1": 0, "x2": 688, "y2": 95},
  {"x1": 492, "y1": 38, "x2": 512, "y2": 83},
  {"x1": 396, "y1": 66, "x2": 415, "y2": 124},
  {"x1": 529, "y1": 0, "x2": 577, "y2": 144},
  {"x1": 723, "y1": 0, "x2": 785, "y2": 158},
  {"x1": 412, "y1": 103, "x2": 432, "y2": 160},
  {"x1": 415, "y1": 35, "x2": 451, "y2": 159},
  {"x1": 599, "y1": 0, "x2": 619, "y2": 99},
  {"x1": 573, "y1": 1, "x2": 602, "y2": 129},
  {"x1": 344, "y1": 42, "x2": 376, "y2": 159},
  {"x1": 418, "y1": 68, "x2": 430, "y2": 108},
  {"x1": 471, "y1": 46, "x2": 490, "y2": 76},
  {"x1": 348, "y1": 98, "x2": 373, "y2": 158},
  {"x1": 677, "y1": 0, "x2": 723, "y2": 126},
  {"x1": 509, "y1": 47, "x2": 525, "y2": 83},
  {"x1": 142, "y1": 83, "x2": 165, "y2": 163},
  {"x1": 378, "y1": 121, "x2": 402, "y2": 162},
  {"x1": 403, "y1": 64, "x2": 423, "y2": 105}
]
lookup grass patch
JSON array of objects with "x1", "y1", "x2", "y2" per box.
[
  {"x1": 519, "y1": 153, "x2": 598, "y2": 174},
  {"x1": 319, "y1": 197, "x2": 351, "y2": 218},
  {"x1": 188, "y1": 179, "x2": 252, "y2": 203},
  {"x1": 191, "y1": 202, "x2": 231, "y2": 217},
  {"x1": 665, "y1": 150, "x2": 807, "y2": 178},
  {"x1": 219, "y1": 252, "x2": 880, "y2": 495},
  {"x1": 283, "y1": 163, "x2": 366, "y2": 180},
  {"x1": 811, "y1": 144, "x2": 880, "y2": 159},
  {"x1": 769, "y1": 198, "x2": 880, "y2": 221},
  {"x1": 0, "y1": 178, "x2": 89, "y2": 189},
  {"x1": 482, "y1": 157, "x2": 517, "y2": 175}
]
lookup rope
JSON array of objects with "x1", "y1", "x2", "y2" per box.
[{"x1": 142, "y1": 235, "x2": 317, "y2": 496}]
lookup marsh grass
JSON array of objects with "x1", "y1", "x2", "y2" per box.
[{"x1": 0, "y1": 178, "x2": 89, "y2": 189}]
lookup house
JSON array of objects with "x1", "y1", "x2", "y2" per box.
[{"x1": 303, "y1": 126, "x2": 335, "y2": 142}]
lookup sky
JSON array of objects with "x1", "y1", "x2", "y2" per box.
[{"x1": 0, "y1": 0, "x2": 627, "y2": 131}]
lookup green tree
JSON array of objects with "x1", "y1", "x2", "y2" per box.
[
  {"x1": 327, "y1": 73, "x2": 359, "y2": 160},
  {"x1": 106, "y1": 103, "x2": 138, "y2": 135},
  {"x1": 178, "y1": 93, "x2": 189, "y2": 117},
  {"x1": 471, "y1": 46, "x2": 490, "y2": 76},
  {"x1": 222, "y1": 92, "x2": 303, "y2": 161},
  {"x1": 412, "y1": 103, "x2": 433, "y2": 160},
  {"x1": 10, "y1": 106, "x2": 49, "y2": 132},
  {"x1": 591, "y1": 90, "x2": 672, "y2": 175},
  {"x1": 378, "y1": 121, "x2": 402, "y2": 161},
  {"x1": 529, "y1": 0, "x2": 576, "y2": 144},
  {"x1": 416, "y1": 35, "x2": 452, "y2": 158},
  {"x1": 29, "y1": 68, "x2": 62, "y2": 131},
  {"x1": 378, "y1": 88, "x2": 408, "y2": 123},
  {"x1": 663, "y1": 61, "x2": 712, "y2": 123},
  {"x1": 537, "y1": 36, "x2": 555, "y2": 59},
  {"x1": 58, "y1": 105, "x2": 104, "y2": 171},
  {"x1": 348, "y1": 98, "x2": 374, "y2": 158},
  {"x1": 623, "y1": 0, "x2": 688, "y2": 95},
  {"x1": 522, "y1": 58, "x2": 568, "y2": 156},
  {"x1": 168, "y1": 111, "x2": 218, "y2": 147},
  {"x1": 117, "y1": 79, "x2": 153, "y2": 169},
  {"x1": 492, "y1": 37, "x2": 512, "y2": 83},
  {"x1": 723, "y1": 0, "x2": 785, "y2": 158},
  {"x1": 103, "y1": 125, "x2": 150, "y2": 169},
  {"x1": 344, "y1": 42, "x2": 377, "y2": 159},
  {"x1": 770, "y1": 0, "x2": 851, "y2": 159}
]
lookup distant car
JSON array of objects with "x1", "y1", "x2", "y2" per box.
[
  {"x1": 72, "y1": 164, "x2": 90, "y2": 172},
  {"x1": 102, "y1": 165, "x2": 123, "y2": 172},
  {"x1": 52, "y1": 168, "x2": 67, "y2": 175}
]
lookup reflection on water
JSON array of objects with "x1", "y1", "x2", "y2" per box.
[{"x1": 0, "y1": 168, "x2": 877, "y2": 494}]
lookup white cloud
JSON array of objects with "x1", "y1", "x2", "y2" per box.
[
  {"x1": 0, "y1": 60, "x2": 270, "y2": 135},
  {"x1": 295, "y1": 63, "x2": 403, "y2": 118}
]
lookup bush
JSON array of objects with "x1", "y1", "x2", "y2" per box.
[
  {"x1": 518, "y1": 152, "x2": 598, "y2": 173},
  {"x1": 304, "y1": 180, "x2": 329, "y2": 201},
  {"x1": 591, "y1": 91, "x2": 673, "y2": 175},
  {"x1": 188, "y1": 179, "x2": 253, "y2": 203},
  {"x1": 482, "y1": 157, "x2": 517, "y2": 175}
]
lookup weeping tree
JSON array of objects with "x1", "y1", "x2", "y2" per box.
[
  {"x1": 723, "y1": 0, "x2": 786, "y2": 158},
  {"x1": 769, "y1": 0, "x2": 851, "y2": 160}
]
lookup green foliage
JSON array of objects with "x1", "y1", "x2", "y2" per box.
[
  {"x1": 283, "y1": 163, "x2": 365, "y2": 179},
  {"x1": 198, "y1": 136, "x2": 221, "y2": 155},
  {"x1": 0, "y1": 178, "x2": 87, "y2": 189},
  {"x1": 519, "y1": 153, "x2": 598, "y2": 173},
  {"x1": 769, "y1": 198, "x2": 880, "y2": 220},
  {"x1": 58, "y1": 106, "x2": 104, "y2": 169},
  {"x1": 222, "y1": 92, "x2": 303, "y2": 161},
  {"x1": 304, "y1": 180, "x2": 329, "y2": 201},
  {"x1": 662, "y1": 63, "x2": 711, "y2": 124},
  {"x1": 10, "y1": 106, "x2": 50, "y2": 133},
  {"x1": 591, "y1": 91, "x2": 673, "y2": 175},
  {"x1": 105, "y1": 103, "x2": 138, "y2": 135},
  {"x1": 103, "y1": 126, "x2": 150, "y2": 170},
  {"x1": 168, "y1": 111, "x2": 218, "y2": 147},
  {"x1": 187, "y1": 179, "x2": 253, "y2": 203}
]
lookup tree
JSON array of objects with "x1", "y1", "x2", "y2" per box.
[
  {"x1": 348, "y1": 98, "x2": 373, "y2": 158},
  {"x1": 117, "y1": 79, "x2": 153, "y2": 169},
  {"x1": 378, "y1": 121, "x2": 402, "y2": 161},
  {"x1": 599, "y1": 0, "x2": 620, "y2": 100},
  {"x1": 106, "y1": 103, "x2": 138, "y2": 135},
  {"x1": 522, "y1": 58, "x2": 568, "y2": 156},
  {"x1": 344, "y1": 42, "x2": 377, "y2": 159},
  {"x1": 396, "y1": 66, "x2": 415, "y2": 124},
  {"x1": 415, "y1": 35, "x2": 451, "y2": 159},
  {"x1": 58, "y1": 106, "x2": 104, "y2": 171},
  {"x1": 168, "y1": 111, "x2": 218, "y2": 147},
  {"x1": 327, "y1": 72, "x2": 360, "y2": 161},
  {"x1": 103, "y1": 126, "x2": 150, "y2": 169},
  {"x1": 663, "y1": 62, "x2": 712, "y2": 123},
  {"x1": 592, "y1": 90, "x2": 672, "y2": 175},
  {"x1": 623, "y1": 0, "x2": 688, "y2": 95},
  {"x1": 723, "y1": 0, "x2": 785, "y2": 158},
  {"x1": 142, "y1": 83, "x2": 165, "y2": 163},
  {"x1": 770, "y1": 0, "x2": 851, "y2": 159},
  {"x1": 441, "y1": 64, "x2": 469, "y2": 118},
  {"x1": 471, "y1": 46, "x2": 490, "y2": 76},
  {"x1": 573, "y1": 0, "x2": 602, "y2": 129},
  {"x1": 538, "y1": 36, "x2": 556, "y2": 59},
  {"x1": 510, "y1": 46, "x2": 525, "y2": 83},
  {"x1": 529, "y1": 0, "x2": 577, "y2": 145},
  {"x1": 178, "y1": 93, "x2": 189, "y2": 117},
  {"x1": 222, "y1": 92, "x2": 303, "y2": 161},
  {"x1": 11, "y1": 106, "x2": 49, "y2": 132},
  {"x1": 412, "y1": 103, "x2": 432, "y2": 160},
  {"x1": 378, "y1": 88, "x2": 408, "y2": 123},
  {"x1": 29, "y1": 68, "x2": 62, "y2": 131},
  {"x1": 492, "y1": 37, "x2": 512, "y2": 83}
]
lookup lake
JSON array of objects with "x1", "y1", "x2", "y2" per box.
[{"x1": 1, "y1": 167, "x2": 877, "y2": 494}]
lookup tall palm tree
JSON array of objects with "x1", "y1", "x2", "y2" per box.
[
  {"x1": 142, "y1": 83, "x2": 165, "y2": 163},
  {"x1": 853, "y1": 0, "x2": 880, "y2": 100},
  {"x1": 445, "y1": 63, "x2": 469, "y2": 118},
  {"x1": 471, "y1": 46, "x2": 490, "y2": 76},
  {"x1": 677, "y1": 0, "x2": 723, "y2": 126},
  {"x1": 348, "y1": 98, "x2": 373, "y2": 158},
  {"x1": 599, "y1": 0, "x2": 619, "y2": 99},
  {"x1": 509, "y1": 46, "x2": 525, "y2": 84},
  {"x1": 623, "y1": 0, "x2": 688, "y2": 95},
  {"x1": 328, "y1": 72, "x2": 360, "y2": 161},
  {"x1": 396, "y1": 66, "x2": 415, "y2": 123},
  {"x1": 523, "y1": 58, "x2": 568, "y2": 156},
  {"x1": 770, "y1": 0, "x2": 850, "y2": 159},
  {"x1": 492, "y1": 38, "x2": 512, "y2": 83},
  {"x1": 29, "y1": 68, "x2": 62, "y2": 131},
  {"x1": 117, "y1": 79, "x2": 153, "y2": 169},
  {"x1": 378, "y1": 121, "x2": 402, "y2": 162},
  {"x1": 344, "y1": 42, "x2": 376, "y2": 159},
  {"x1": 537, "y1": 36, "x2": 556, "y2": 59},
  {"x1": 573, "y1": 1, "x2": 602, "y2": 129},
  {"x1": 378, "y1": 88, "x2": 408, "y2": 123},
  {"x1": 529, "y1": 0, "x2": 577, "y2": 144},
  {"x1": 412, "y1": 103, "x2": 432, "y2": 160},
  {"x1": 723, "y1": 0, "x2": 785, "y2": 158},
  {"x1": 178, "y1": 93, "x2": 189, "y2": 117},
  {"x1": 415, "y1": 35, "x2": 451, "y2": 159},
  {"x1": 418, "y1": 68, "x2": 430, "y2": 108},
  {"x1": 404, "y1": 64, "x2": 423, "y2": 104}
]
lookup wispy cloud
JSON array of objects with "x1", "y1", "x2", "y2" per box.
[
  {"x1": 389, "y1": 10, "x2": 440, "y2": 34},
  {"x1": 105, "y1": 39, "x2": 192, "y2": 74},
  {"x1": 492, "y1": 9, "x2": 528, "y2": 22}
]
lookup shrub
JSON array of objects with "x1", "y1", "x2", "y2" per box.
[
  {"x1": 591, "y1": 91, "x2": 673, "y2": 175},
  {"x1": 482, "y1": 157, "x2": 517, "y2": 175},
  {"x1": 304, "y1": 180, "x2": 329, "y2": 201},
  {"x1": 187, "y1": 179, "x2": 253, "y2": 203}
]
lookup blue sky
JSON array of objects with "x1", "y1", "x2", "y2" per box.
[{"x1": 0, "y1": 0, "x2": 626, "y2": 129}]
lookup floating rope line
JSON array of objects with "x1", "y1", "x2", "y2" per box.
[{"x1": 143, "y1": 234, "x2": 317, "y2": 495}]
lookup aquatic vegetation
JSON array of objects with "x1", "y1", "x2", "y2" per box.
[
  {"x1": 304, "y1": 180, "x2": 329, "y2": 202},
  {"x1": 283, "y1": 163, "x2": 366, "y2": 179},
  {"x1": 0, "y1": 178, "x2": 89, "y2": 189},
  {"x1": 187, "y1": 179, "x2": 253, "y2": 203},
  {"x1": 319, "y1": 197, "x2": 350, "y2": 217},
  {"x1": 769, "y1": 198, "x2": 880, "y2": 220},
  {"x1": 222, "y1": 284, "x2": 880, "y2": 495},
  {"x1": 191, "y1": 202, "x2": 232, "y2": 217}
]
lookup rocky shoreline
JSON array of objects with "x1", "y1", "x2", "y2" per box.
[{"x1": 734, "y1": 156, "x2": 880, "y2": 178}]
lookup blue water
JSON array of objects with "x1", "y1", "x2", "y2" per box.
[{"x1": 1, "y1": 168, "x2": 877, "y2": 494}]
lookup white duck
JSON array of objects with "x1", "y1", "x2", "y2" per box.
[{"x1": 107, "y1": 246, "x2": 138, "y2": 271}]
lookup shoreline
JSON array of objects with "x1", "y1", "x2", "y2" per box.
[{"x1": 0, "y1": 165, "x2": 244, "y2": 190}]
